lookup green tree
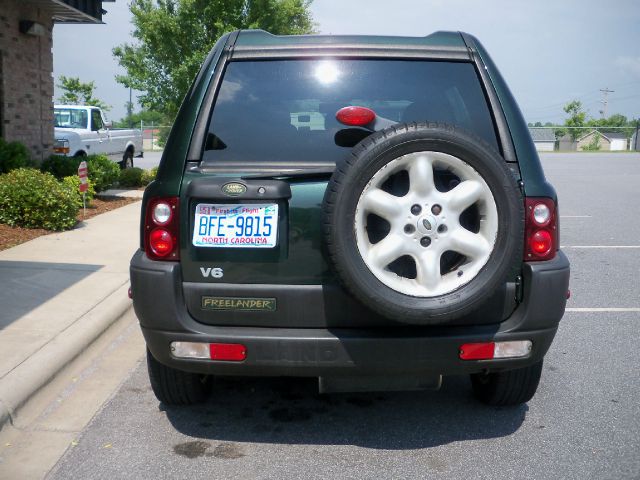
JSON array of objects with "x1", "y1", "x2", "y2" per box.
[
  {"x1": 57, "y1": 76, "x2": 110, "y2": 111},
  {"x1": 563, "y1": 100, "x2": 587, "y2": 141},
  {"x1": 581, "y1": 131, "x2": 601, "y2": 151},
  {"x1": 114, "y1": 108, "x2": 167, "y2": 128},
  {"x1": 587, "y1": 113, "x2": 635, "y2": 138},
  {"x1": 113, "y1": 0, "x2": 316, "y2": 121}
]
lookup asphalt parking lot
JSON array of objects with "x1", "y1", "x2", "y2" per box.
[
  {"x1": 133, "y1": 150, "x2": 162, "y2": 170},
  {"x1": 48, "y1": 153, "x2": 640, "y2": 480}
]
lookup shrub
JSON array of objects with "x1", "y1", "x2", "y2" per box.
[
  {"x1": 118, "y1": 167, "x2": 145, "y2": 187},
  {"x1": 62, "y1": 175, "x2": 95, "y2": 207},
  {"x1": 0, "y1": 169, "x2": 78, "y2": 230},
  {"x1": 141, "y1": 166, "x2": 158, "y2": 186},
  {"x1": 0, "y1": 138, "x2": 32, "y2": 174},
  {"x1": 42, "y1": 154, "x2": 118, "y2": 192},
  {"x1": 41, "y1": 155, "x2": 82, "y2": 179},
  {"x1": 85, "y1": 154, "x2": 119, "y2": 192}
]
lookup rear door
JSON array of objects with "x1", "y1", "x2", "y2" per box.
[{"x1": 180, "y1": 58, "x2": 502, "y2": 327}]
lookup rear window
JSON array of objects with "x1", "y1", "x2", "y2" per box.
[{"x1": 202, "y1": 59, "x2": 498, "y2": 166}]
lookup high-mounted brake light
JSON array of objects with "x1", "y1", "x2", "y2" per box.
[
  {"x1": 336, "y1": 106, "x2": 376, "y2": 127},
  {"x1": 524, "y1": 197, "x2": 558, "y2": 261},
  {"x1": 145, "y1": 197, "x2": 179, "y2": 261}
]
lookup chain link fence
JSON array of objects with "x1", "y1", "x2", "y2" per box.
[
  {"x1": 529, "y1": 126, "x2": 639, "y2": 152},
  {"x1": 141, "y1": 122, "x2": 172, "y2": 151}
]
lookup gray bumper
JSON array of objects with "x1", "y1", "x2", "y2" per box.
[{"x1": 130, "y1": 250, "x2": 570, "y2": 376}]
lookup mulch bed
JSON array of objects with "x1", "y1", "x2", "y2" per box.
[{"x1": 0, "y1": 196, "x2": 140, "y2": 252}]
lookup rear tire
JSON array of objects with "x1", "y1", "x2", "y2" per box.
[
  {"x1": 470, "y1": 360, "x2": 543, "y2": 406},
  {"x1": 146, "y1": 349, "x2": 211, "y2": 405},
  {"x1": 120, "y1": 149, "x2": 134, "y2": 169}
]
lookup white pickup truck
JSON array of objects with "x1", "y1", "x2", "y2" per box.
[{"x1": 53, "y1": 105, "x2": 143, "y2": 168}]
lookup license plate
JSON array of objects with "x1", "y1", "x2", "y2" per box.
[{"x1": 192, "y1": 203, "x2": 278, "y2": 248}]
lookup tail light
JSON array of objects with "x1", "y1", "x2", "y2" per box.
[
  {"x1": 524, "y1": 197, "x2": 557, "y2": 261},
  {"x1": 144, "y1": 197, "x2": 179, "y2": 261}
]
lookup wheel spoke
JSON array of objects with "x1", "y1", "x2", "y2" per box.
[
  {"x1": 361, "y1": 188, "x2": 403, "y2": 220},
  {"x1": 354, "y1": 149, "x2": 498, "y2": 298},
  {"x1": 445, "y1": 180, "x2": 485, "y2": 212},
  {"x1": 449, "y1": 228, "x2": 491, "y2": 259},
  {"x1": 408, "y1": 155, "x2": 435, "y2": 196},
  {"x1": 367, "y1": 234, "x2": 405, "y2": 269},
  {"x1": 415, "y1": 250, "x2": 441, "y2": 290}
]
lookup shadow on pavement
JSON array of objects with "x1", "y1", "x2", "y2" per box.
[
  {"x1": 163, "y1": 374, "x2": 527, "y2": 450},
  {"x1": 0, "y1": 261, "x2": 102, "y2": 328}
]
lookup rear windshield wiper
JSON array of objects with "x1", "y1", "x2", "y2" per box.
[{"x1": 241, "y1": 166, "x2": 335, "y2": 180}]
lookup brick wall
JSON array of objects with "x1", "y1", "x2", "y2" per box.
[{"x1": 0, "y1": 0, "x2": 54, "y2": 162}]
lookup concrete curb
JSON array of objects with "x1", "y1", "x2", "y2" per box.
[{"x1": 0, "y1": 283, "x2": 132, "y2": 432}]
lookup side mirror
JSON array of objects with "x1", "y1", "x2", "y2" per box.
[{"x1": 103, "y1": 121, "x2": 112, "y2": 129}]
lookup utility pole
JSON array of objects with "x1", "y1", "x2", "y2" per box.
[
  {"x1": 127, "y1": 86, "x2": 133, "y2": 129},
  {"x1": 599, "y1": 87, "x2": 614, "y2": 118}
]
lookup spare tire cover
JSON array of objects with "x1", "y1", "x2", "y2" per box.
[{"x1": 323, "y1": 122, "x2": 524, "y2": 324}]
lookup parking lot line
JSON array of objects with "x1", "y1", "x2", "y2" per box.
[
  {"x1": 565, "y1": 308, "x2": 640, "y2": 312},
  {"x1": 561, "y1": 245, "x2": 640, "y2": 249}
]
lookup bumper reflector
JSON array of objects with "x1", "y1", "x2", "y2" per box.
[
  {"x1": 209, "y1": 343, "x2": 247, "y2": 361},
  {"x1": 171, "y1": 341, "x2": 247, "y2": 361},
  {"x1": 459, "y1": 341, "x2": 532, "y2": 360}
]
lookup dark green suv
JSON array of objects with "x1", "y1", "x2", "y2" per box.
[{"x1": 130, "y1": 30, "x2": 570, "y2": 406}]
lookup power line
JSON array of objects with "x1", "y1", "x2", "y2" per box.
[
  {"x1": 522, "y1": 80, "x2": 640, "y2": 114},
  {"x1": 599, "y1": 87, "x2": 615, "y2": 118}
]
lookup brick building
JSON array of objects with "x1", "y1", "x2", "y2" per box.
[{"x1": 0, "y1": 0, "x2": 110, "y2": 161}]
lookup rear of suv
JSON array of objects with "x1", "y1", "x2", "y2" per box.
[{"x1": 130, "y1": 30, "x2": 570, "y2": 406}]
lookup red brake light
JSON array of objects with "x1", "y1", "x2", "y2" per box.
[
  {"x1": 149, "y1": 228, "x2": 174, "y2": 257},
  {"x1": 530, "y1": 230, "x2": 552, "y2": 255},
  {"x1": 524, "y1": 197, "x2": 557, "y2": 261},
  {"x1": 145, "y1": 197, "x2": 179, "y2": 261},
  {"x1": 336, "y1": 106, "x2": 376, "y2": 127}
]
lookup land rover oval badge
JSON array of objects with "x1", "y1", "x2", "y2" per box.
[{"x1": 222, "y1": 182, "x2": 246, "y2": 196}]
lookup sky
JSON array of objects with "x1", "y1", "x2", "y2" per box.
[{"x1": 53, "y1": 0, "x2": 640, "y2": 124}]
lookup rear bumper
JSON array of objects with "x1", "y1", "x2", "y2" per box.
[{"x1": 130, "y1": 250, "x2": 570, "y2": 377}]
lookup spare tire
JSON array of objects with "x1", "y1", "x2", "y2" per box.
[{"x1": 323, "y1": 122, "x2": 523, "y2": 324}]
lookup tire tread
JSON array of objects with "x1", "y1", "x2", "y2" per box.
[
  {"x1": 146, "y1": 349, "x2": 210, "y2": 405},
  {"x1": 471, "y1": 361, "x2": 543, "y2": 406}
]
